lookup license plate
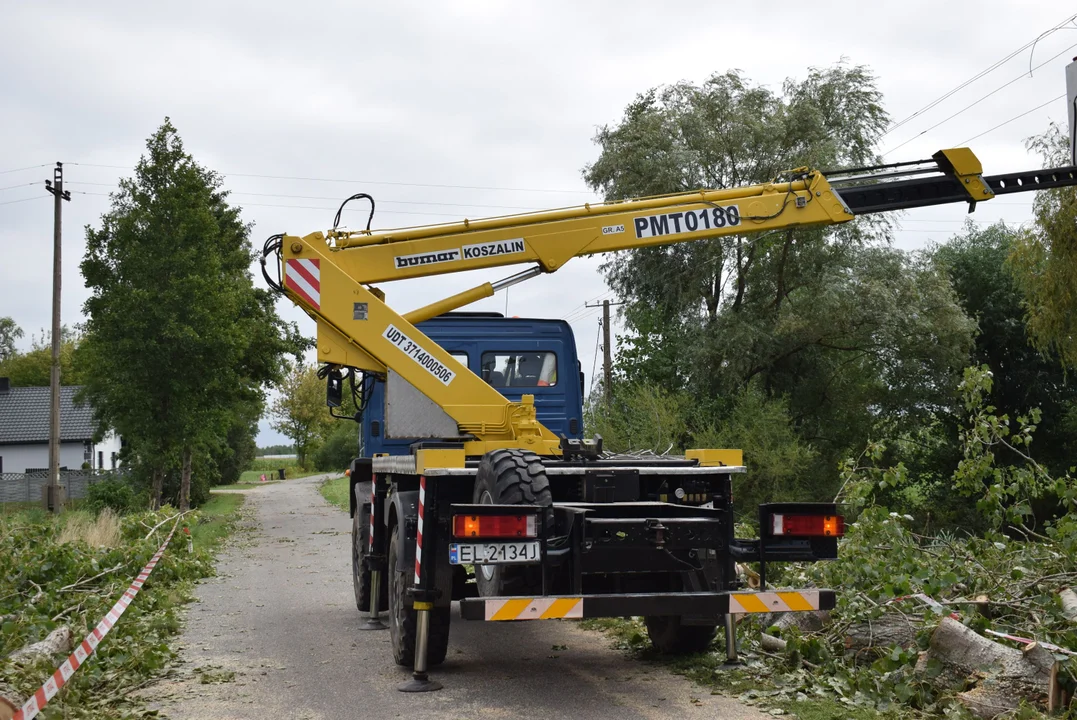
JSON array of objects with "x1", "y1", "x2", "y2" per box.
[{"x1": 449, "y1": 541, "x2": 540, "y2": 565}]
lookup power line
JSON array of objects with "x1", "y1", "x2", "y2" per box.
[
  {"x1": 0, "y1": 182, "x2": 37, "y2": 193},
  {"x1": 68, "y1": 162, "x2": 597, "y2": 196},
  {"x1": 588, "y1": 317, "x2": 601, "y2": 396},
  {"x1": 956, "y1": 93, "x2": 1065, "y2": 146},
  {"x1": 0, "y1": 163, "x2": 50, "y2": 176},
  {"x1": 64, "y1": 182, "x2": 545, "y2": 212},
  {"x1": 882, "y1": 12, "x2": 1077, "y2": 138},
  {"x1": 0, "y1": 195, "x2": 48, "y2": 207},
  {"x1": 882, "y1": 41, "x2": 1077, "y2": 157}
]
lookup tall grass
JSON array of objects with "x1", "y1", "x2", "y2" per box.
[{"x1": 58, "y1": 508, "x2": 121, "y2": 547}]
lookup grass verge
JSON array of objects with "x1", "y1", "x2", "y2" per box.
[
  {"x1": 581, "y1": 618, "x2": 896, "y2": 720},
  {"x1": 319, "y1": 475, "x2": 350, "y2": 512},
  {"x1": 0, "y1": 495, "x2": 245, "y2": 718}
]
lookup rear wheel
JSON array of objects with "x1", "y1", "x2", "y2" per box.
[
  {"x1": 472, "y1": 449, "x2": 553, "y2": 597},
  {"x1": 644, "y1": 615, "x2": 718, "y2": 654},
  {"x1": 387, "y1": 528, "x2": 450, "y2": 667},
  {"x1": 352, "y1": 504, "x2": 385, "y2": 613}
]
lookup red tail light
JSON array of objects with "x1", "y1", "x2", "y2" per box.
[
  {"x1": 771, "y1": 514, "x2": 844, "y2": 537},
  {"x1": 452, "y1": 514, "x2": 538, "y2": 539}
]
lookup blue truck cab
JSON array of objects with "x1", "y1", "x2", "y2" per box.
[{"x1": 361, "y1": 313, "x2": 585, "y2": 456}]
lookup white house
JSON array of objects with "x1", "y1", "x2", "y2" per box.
[{"x1": 0, "y1": 377, "x2": 122, "y2": 474}]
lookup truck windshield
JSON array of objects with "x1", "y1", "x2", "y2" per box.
[{"x1": 481, "y1": 352, "x2": 557, "y2": 387}]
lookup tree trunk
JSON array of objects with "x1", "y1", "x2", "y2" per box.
[
  {"x1": 151, "y1": 467, "x2": 164, "y2": 510},
  {"x1": 179, "y1": 446, "x2": 192, "y2": 512},
  {"x1": 7, "y1": 626, "x2": 73, "y2": 661},
  {"x1": 843, "y1": 611, "x2": 920, "y2": 664},
  {"x1": 921, "y1": 617, "x2": 1058, "y2": 719}
]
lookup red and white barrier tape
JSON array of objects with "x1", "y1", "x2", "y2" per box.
[
  {"x1": 13, "y1": 519, "x2": 180, "y2": 720},
  {"x1": 985, "y1": 628, "x2": 1077, "y2": 657}
]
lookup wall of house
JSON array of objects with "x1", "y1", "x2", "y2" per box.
[
  {"x1": 0, "y1": 442, "x2": 88, "y2": 474},
  {"x1": 92, "y1": 432, "x2": 123, "y2": 471}
]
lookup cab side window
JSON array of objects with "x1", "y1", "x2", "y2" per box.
[{"x1": 481, "y1": 352, "x2": 557, "y2": 387}]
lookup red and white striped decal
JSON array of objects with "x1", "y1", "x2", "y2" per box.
[
  {"x1": 414, "y1": 476, "x2": 425, "y2": 585},
  {"x1": 368, "y1": 474, "x2": 376, "y2": 552},
  {"x1": 284, "y1": 258, "x2": 321, "y2": 310},
  {"x1": 13, "y1": 521, "x2": 179, "y2": 720}
]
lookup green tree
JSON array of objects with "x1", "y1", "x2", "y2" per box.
[
  {"x1": 934, "y1": 220, "x2": 1077, "y2": 476},
  {"x1": 78, "y1": 119, "x2": 300, "y2": 509},
  {"x1": 0, "y1": 326, "x2": 84, "y2": 387},
  {"x1": 1009, "y1": 123, "x2": 1077, "y2": 367},
  {"x1": 269, "y1": 363, "x2": 332, "y2": 468},
  {"x1": 0, "y1": 317, "x2": 22, "y2": 362},
  {"x1": 584, "y1": 65, "x2": 973, "y2": 497}
]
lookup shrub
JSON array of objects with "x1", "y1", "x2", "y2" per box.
[
  {"x1": 86, "y1": 475, "x2": 136, "y2": 515},
  {"x1": 314, "y1": 423, "x2": 358, "y2": 472}
]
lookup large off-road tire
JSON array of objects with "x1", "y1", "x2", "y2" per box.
[
  {"x1": 472, "y1": 449, "x2": 553, "y2": 598},
  {"x1": 644, "y1": 615, "x2": 718, "y2": 655},
  {"x1": 351, "y1": 503, "x2": 387, "y2": 613},
  {"x1": 387, "y1": 529, "x2": 450, "y2": 667}
]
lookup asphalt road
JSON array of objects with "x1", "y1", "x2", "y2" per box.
[{"x1": 151, "y1": 474, "x2": 768, "y2": 720}]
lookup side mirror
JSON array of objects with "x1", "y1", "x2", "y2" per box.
[{"x1": 326, "y1": 369, "x2": 343, "y2": 408}]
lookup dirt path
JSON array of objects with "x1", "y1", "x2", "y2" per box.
[{"x1": 151, "y1": 474, "x2": 768, "y2": 720}]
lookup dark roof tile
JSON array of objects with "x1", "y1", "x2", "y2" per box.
[{"x1": 0, "y1": 386, "x2": 98, "y2": 444}]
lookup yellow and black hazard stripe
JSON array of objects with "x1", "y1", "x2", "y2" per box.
[{"x1": 461, "y1": 589, "x2": 832, "y2": 622}]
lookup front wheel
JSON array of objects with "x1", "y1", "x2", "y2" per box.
[{"x1": 387, "y1": 528, "x2": 450, "y2": 667}]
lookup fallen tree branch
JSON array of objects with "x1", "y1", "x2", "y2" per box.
[
  {"x1": 59, "y1": 563, "x2": 124, "y2": 593},
  {"x1": 142, "y1": 510, "x2": 190, "y2": 541}
]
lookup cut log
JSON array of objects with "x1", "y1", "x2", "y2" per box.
[
  {"x1": 924, "y1": 617, "x2": 1057, "y2": 719},
  {"x1": 843, "y1": 612, "x2": 919, "y2": 663},
  {"x1": 7, "y1": 626, "x2": 72, "y2": 662},
  {"x1": 764, "y1": 609, "x2": 830, "y2": 634},
  {"x1": 1060, "y1": 588, "x2": 1077, "y2": 624},
  {"x1": 759, "y1": 633, "x2": 787, "y2": 652},
  {"x1": 0, "y1": 687, "x2": 17, "y2": 720}
]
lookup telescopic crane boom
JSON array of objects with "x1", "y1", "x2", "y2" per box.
[{"x1": 264, "y1": 148, "x2": 1077, "y2": 458}]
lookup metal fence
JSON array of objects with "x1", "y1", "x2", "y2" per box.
[{"x1": 0, "y1": 471, "x2": 117, "y2": 504}]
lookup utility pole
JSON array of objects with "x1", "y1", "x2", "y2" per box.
[
  {"x1": 601, "y1": 300, "x2": 611, "y2": 409},
  {"x1": 44, "y1": 162, "x2": 71, "y2": 513},
  {"x1": 585, "y1": 298, "x2": 624, "y2": 409}
]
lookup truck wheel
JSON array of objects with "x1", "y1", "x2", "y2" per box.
[
  {"x1": 473, "y1": 449, "x2": 553, "y2": 598},
  {"x1": 352, "y1": 504, "x2": 387, "y2": 613},
  {"x1": 643, "y1": 615, "x2": 718, "y2": 655},
  {"x1": 388, "y1": 528, "x2": 450, "y2": 667}
]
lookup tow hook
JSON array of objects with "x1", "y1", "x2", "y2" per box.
[{"x1": 645, "y1": 519, "x2": 667, "y2": 549}]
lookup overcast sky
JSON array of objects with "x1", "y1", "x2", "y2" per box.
[{"x1": 2, "y1": 1, "x2": 1075, "y2": 446}]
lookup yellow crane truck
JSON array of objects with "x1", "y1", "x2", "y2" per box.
[{"x1": 262, "y1": 145, "x2": 1077, "y2": 691}]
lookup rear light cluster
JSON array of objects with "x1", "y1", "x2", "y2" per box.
[
  {"x1": 771, "y1": 513, "x2": 844, "y2": 537},
  {"x1": 452, "y1": 514, "x2": 538, "y2": 539}
]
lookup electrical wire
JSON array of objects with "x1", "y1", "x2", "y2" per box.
[
  {"x1": 883, "y1": 41, "x2": 1077, "y2": 157},
  {"x1": 63, "y1": 183, "x2": 545, "y2": 213},
  {"x1": 882, "y1": 12, "x2": 1077, "y2": 138},
  {"x1": 68, "y1": 162, "x2": 596, "y2": 196},
  {"x1": 0, "y1": 195, "x2": 47, "y2": 207},
  {"x1": 0, "y1": 182, "x2": 37, "y2": 193},
  {"x1": 588, "y1": 316, "x2": 601, "y2": 397},
  {"x1": 0, "y1": 163, "x2": 50, "y2": 176},
  {"x1": 955, "y1": 93, "x2": 1066, "y2": 146}
]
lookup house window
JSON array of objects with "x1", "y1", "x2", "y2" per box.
[
  {"x1": 111, "y1": 452, "x2": 117, "y2": 470},
  {"x1": 0, "y1": 456, "x2": 3, "y2": 473},
  {"x1": 98, "y1": 451, "x2": 103, "y2": 470}
]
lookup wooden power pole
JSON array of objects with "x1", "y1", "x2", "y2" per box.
[
  {"x1": 585, "y1": 298, "x2": 624, "y2": 409},
  {"x1": 601, "y1": 300, "x2": 612, "y2": 408},
  {"x1": 44, "y1": 162, "x2": 70, "y2": 513}
]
